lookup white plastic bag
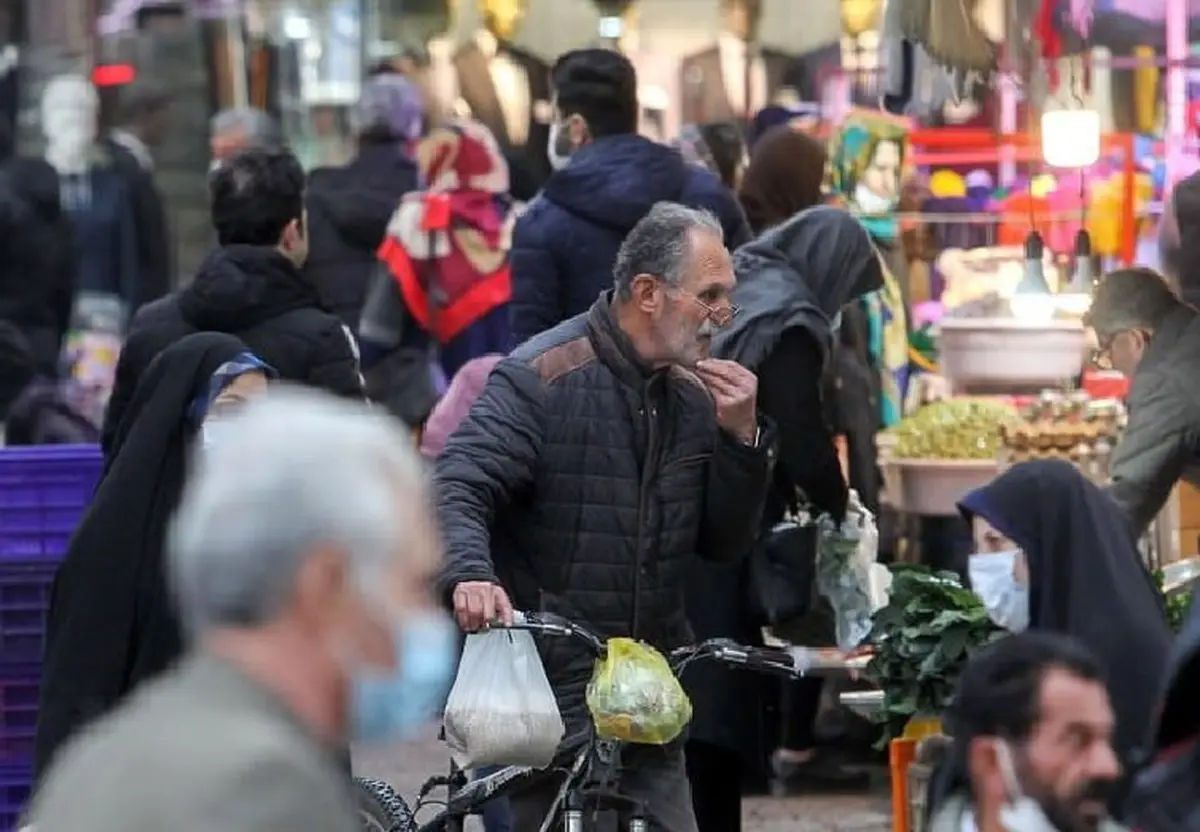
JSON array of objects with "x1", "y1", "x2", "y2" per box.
[
  {"x1": 442, "y1": 623, "x2": 565, "y2": 768},
  {"x1": 815, "y1": 490, "x2": 886, "y2": 650}
]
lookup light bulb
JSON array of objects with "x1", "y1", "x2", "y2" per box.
[
  {"x1": 1016, "y1": 231, "x2": 1050, "y2": 295},
  {"x1": 1041, "y1": 109, "x2": 1101, "y2": 168},
  {"x1": 1070, "y1": 229, "x2": 1093, "y2": 293}
]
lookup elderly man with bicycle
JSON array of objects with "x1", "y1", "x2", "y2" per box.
[{"x1": 435, "y1": 202, "x2": 774, "y2": 832}]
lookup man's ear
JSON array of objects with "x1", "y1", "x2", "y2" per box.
[
  {"x1": 631, "y1": 273, "x2": 660, "y2": 314},
  {"x1": 967, "y1": 736, "x2": 1008, "y2": 806}
]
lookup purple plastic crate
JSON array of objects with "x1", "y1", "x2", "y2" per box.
[
  {"x1": 0, "y1": 560, "x2": 57, "y2": 661},
  {"x1": 0, "y1": 759, "x2": 31, "y2": 831},
  {"x1": 0, "y1": 666, "x2": 38, "y2": 763},
  {"x1": 0, "y1": 445, "x2": 101, "y2": 560}
]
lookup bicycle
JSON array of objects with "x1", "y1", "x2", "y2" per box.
[{"x1": 354, "y1": 610, "x2": 815, "y2": 832}]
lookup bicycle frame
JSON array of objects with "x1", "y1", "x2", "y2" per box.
[{"x1": 413, "y1": 612, "x2": 806, "y2": 831}]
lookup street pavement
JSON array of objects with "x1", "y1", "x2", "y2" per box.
[{"x1": 353, "y1": 727, "x2": 892, "y2": 831}]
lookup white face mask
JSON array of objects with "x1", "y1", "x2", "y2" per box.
[
  {"x1": 854, "y1": 181, "x2": 895, "y2": 215},
  {"x1": 995, "y1": 741, "x2": 1060, "y2": 832},
  {"x1": 200, "y1": 419, "x2": 233, "y2": 450},
  {"x1": 547, "y1": 121, "x2": 573, "y2": 172},
  {"x1": 968, "y1": 550, "x2": 1030, "y2": 632},
  {"x1": 830, "y1": 309, "x2": 843, "y2": 333}
]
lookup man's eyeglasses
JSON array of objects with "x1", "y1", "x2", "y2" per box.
[
  {"x1": 672, "y1": 286, "x2": 739, "y2": 327},
  {"x1": 1090, "y1": 332, "x2": 1115, "y2": 370}
]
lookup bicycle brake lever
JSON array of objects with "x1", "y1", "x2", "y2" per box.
[{"x1": 417, "y1": 775, "x2": 451, "y2": 799}]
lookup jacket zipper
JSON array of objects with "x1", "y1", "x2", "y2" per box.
[{"x1": 631, "y1": 398, "x2": 659, "y2": 638}]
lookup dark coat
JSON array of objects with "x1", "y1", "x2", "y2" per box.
[
  {"x1": 0, "y1": 156, "x2": 76, "y2": 375},
  {"x1": 103, "y1": 137, "x2": 172, "y2": 306},
  {"x1": 687, "y1": 208, "x2": 884, "y2": 758},
  {"x1": 101, "y1": 245, "x2": 364, "y2": 462},
  {"x1": 1105, "y1": 305, "x2": 1200, "y2": 533},
  {"x1": 1128, "y1": 591, "x2": 1200, "y2": 829},
  {"x1": 304, "y1": 143, "x2": 419, "y2": 327},
  {"x1": 508, "y1": 134, "x2": 751, "y2": 346},
  {"x1": 435, "y1": 294, "x2": 772, "y2": 736}
]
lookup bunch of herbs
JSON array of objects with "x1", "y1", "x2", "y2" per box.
[{"x1": 864, "y1": 565, "x2": 1004, "y2": 745}]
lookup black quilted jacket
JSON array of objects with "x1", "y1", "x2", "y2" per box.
[{"x1": 435, "y1": 293, "x2": 772, "y2": 732}]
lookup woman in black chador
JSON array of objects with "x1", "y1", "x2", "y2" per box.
[{"x1": 34, "y1": 332, "x2": 273, "y2": 781}]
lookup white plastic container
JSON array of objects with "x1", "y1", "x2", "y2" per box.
[
  {"x1": 938, "y1": 318, "x2": 1087, "y2": 394},
  {"x1": 881, "y1": 458, "x2": 1000, "y2": 517}
]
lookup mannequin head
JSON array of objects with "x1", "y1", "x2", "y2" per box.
[
  {"x1": 720, "y1": 0, "x2": 762, "y2": 42},
  {"x1": 41, "y1": 74, "x2": 99, "y2": 170},
  {"x1": 477, "y1": 0, "x2": 527, "y2": 41}
]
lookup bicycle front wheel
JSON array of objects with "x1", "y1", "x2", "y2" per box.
[{"x1": 353, "y1": 776, "x2": 418, "y2": 832}]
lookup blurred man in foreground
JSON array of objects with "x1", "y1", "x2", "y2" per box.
[
  {"x1": 29, "y1": 388, "x2": 454, "y2": 832},
  {"x1": 928, "y1": 631, "x2": 1126, "y2": 832}
]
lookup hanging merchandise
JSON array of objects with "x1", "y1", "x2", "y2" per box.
[{"x1": 924, "y1": 0, "x2": 998, "y2": 75}]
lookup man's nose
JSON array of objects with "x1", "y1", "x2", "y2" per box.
[{"x1": 1089, "y1": 740, "x2": 1122, "y2": 782}]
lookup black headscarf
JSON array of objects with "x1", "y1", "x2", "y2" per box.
[
  {"x1": 713, "y1": 205, "x2": 884, "y2": 372},
  {"x1": 957, "y1": 459, "x2": 1172, "y2": 764},
  {"x1": 35, "y1": 333, "x2": 265, "y2": 780}
]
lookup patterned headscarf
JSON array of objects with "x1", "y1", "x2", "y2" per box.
[
  {"x1": 352, "y1": 74, "x2": 424, "y2": 143},
  {"x1": 378, "y1": 121, "x2": 514, "y2": 344}
]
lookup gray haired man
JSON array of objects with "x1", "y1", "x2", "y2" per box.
[
  {"x1": 437, "y1": 202, "x2": 772, "y2": 831},
  {"x1": 29, "y1": 388, "x2": 453, "y2": 832},
  {"x1": 210, "y1": 106, "x2": 282, "y2": 167},
  {"x1": 1086, "y1": 267, "x2": 1200, "y2": 532}
]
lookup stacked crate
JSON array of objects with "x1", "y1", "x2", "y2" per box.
[{"x1": 0, "y1": 445, "x2": 102, "y2": 830}]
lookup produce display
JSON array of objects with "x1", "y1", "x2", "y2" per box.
[
  {"x1": 943, "y1": 291, "x2": 1088, "y2": 321},
  {"x1": 998, "y1": 390, "x2": 1126, "y2": 481},
  {"x1": 886, "y1": 398, "x2": 1019, "y2": 460},
  {"x1": 865, "y1": 566, "x2": 1005, "y2": 745}
]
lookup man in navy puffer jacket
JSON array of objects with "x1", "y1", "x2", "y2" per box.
[{"x1": 509, "y1": 49, "x2": 751, "y2": 346}]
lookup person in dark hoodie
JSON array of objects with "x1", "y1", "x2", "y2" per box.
[
  {"x1": 508, "y1": 48, "x2": 750, "y2": 346},
  {"x1": 1127, "y1": 595, "x2": 1200, "y2": 829},
  {"x1": 101, "y1": 148, "x2": 364, "y2": 466},
  {"x1": 689, "y1": 208, "x2": 882, "y2": 822},
  {"x1": 0, "y1": 154, "x2": 76, "y2": 376},
  {"x1": 1161, "y1": 170, "x2": 1199, "y2": 305},
  {"x1": 305, "y1": 74, "x2": 423, "y2": 327},
  {"x1": 936, "y1": 459, "x2": 1172, "y2": 817}
]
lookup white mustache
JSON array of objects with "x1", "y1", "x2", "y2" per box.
[{"x1": 697, "y1": 319, "x2": 717, "y2": 338}]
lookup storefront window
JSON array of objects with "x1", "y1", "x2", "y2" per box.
[{"x1": 249, "y1": 0, "x2": 362, "y2": 167}]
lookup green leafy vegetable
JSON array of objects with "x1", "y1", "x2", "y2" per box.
[
  {"x1": 1153, "y1": 568, "x2": 1192, "y2": 633},
  {"x1": 865, "y1": 565, "x2": 1005, "y2": 745}
]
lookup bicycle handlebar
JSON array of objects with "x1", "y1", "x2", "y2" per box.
[{"x1": 485, "y1": 612, "x2": 807, "y2": 679}]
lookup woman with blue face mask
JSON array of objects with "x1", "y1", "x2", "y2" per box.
[{"x1": 955, "y1": 459, "x2": 1172, "y2": 807}]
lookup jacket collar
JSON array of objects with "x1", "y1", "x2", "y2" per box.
[
  {"x1": 1141, "y1": 304, "x2": 1197, "y2": 373},
  {"x1": 586, "y1": 292, "x2": 660, "y2": 391},
  {"x1": 929, "y1": 791, "x2": 1129, "y2": 832}
]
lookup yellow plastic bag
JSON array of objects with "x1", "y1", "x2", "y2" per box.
[{"x1": 585, "y1": 638, "x2": 692, "y2": 745}]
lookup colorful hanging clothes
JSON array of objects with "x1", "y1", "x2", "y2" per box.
[{"x1": 377, "y1": 120, "x2": 515, "y2": 346}]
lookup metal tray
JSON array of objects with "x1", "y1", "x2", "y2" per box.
[
  {"x1": 1162, "y1": 557, "x2": 1200, "y2": 596},
  {"x1": 840, "y1": 689, "x2": 884, "y2": 720}
]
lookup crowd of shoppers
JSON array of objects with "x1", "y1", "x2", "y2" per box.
[{"x1": 12, "y1": 36, "x2": 1200, "y2": 832}]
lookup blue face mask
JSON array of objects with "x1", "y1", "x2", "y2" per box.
[
  {"x1": 351, "y1": 611, "x2": 458, "y2": 744},
  {"x1": 968, "y1": 550, "x2": 1030, "y2": 633}
]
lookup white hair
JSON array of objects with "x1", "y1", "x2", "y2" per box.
[{"x1": 168, "y1": 386, "x2": 427, "y2": 634}]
